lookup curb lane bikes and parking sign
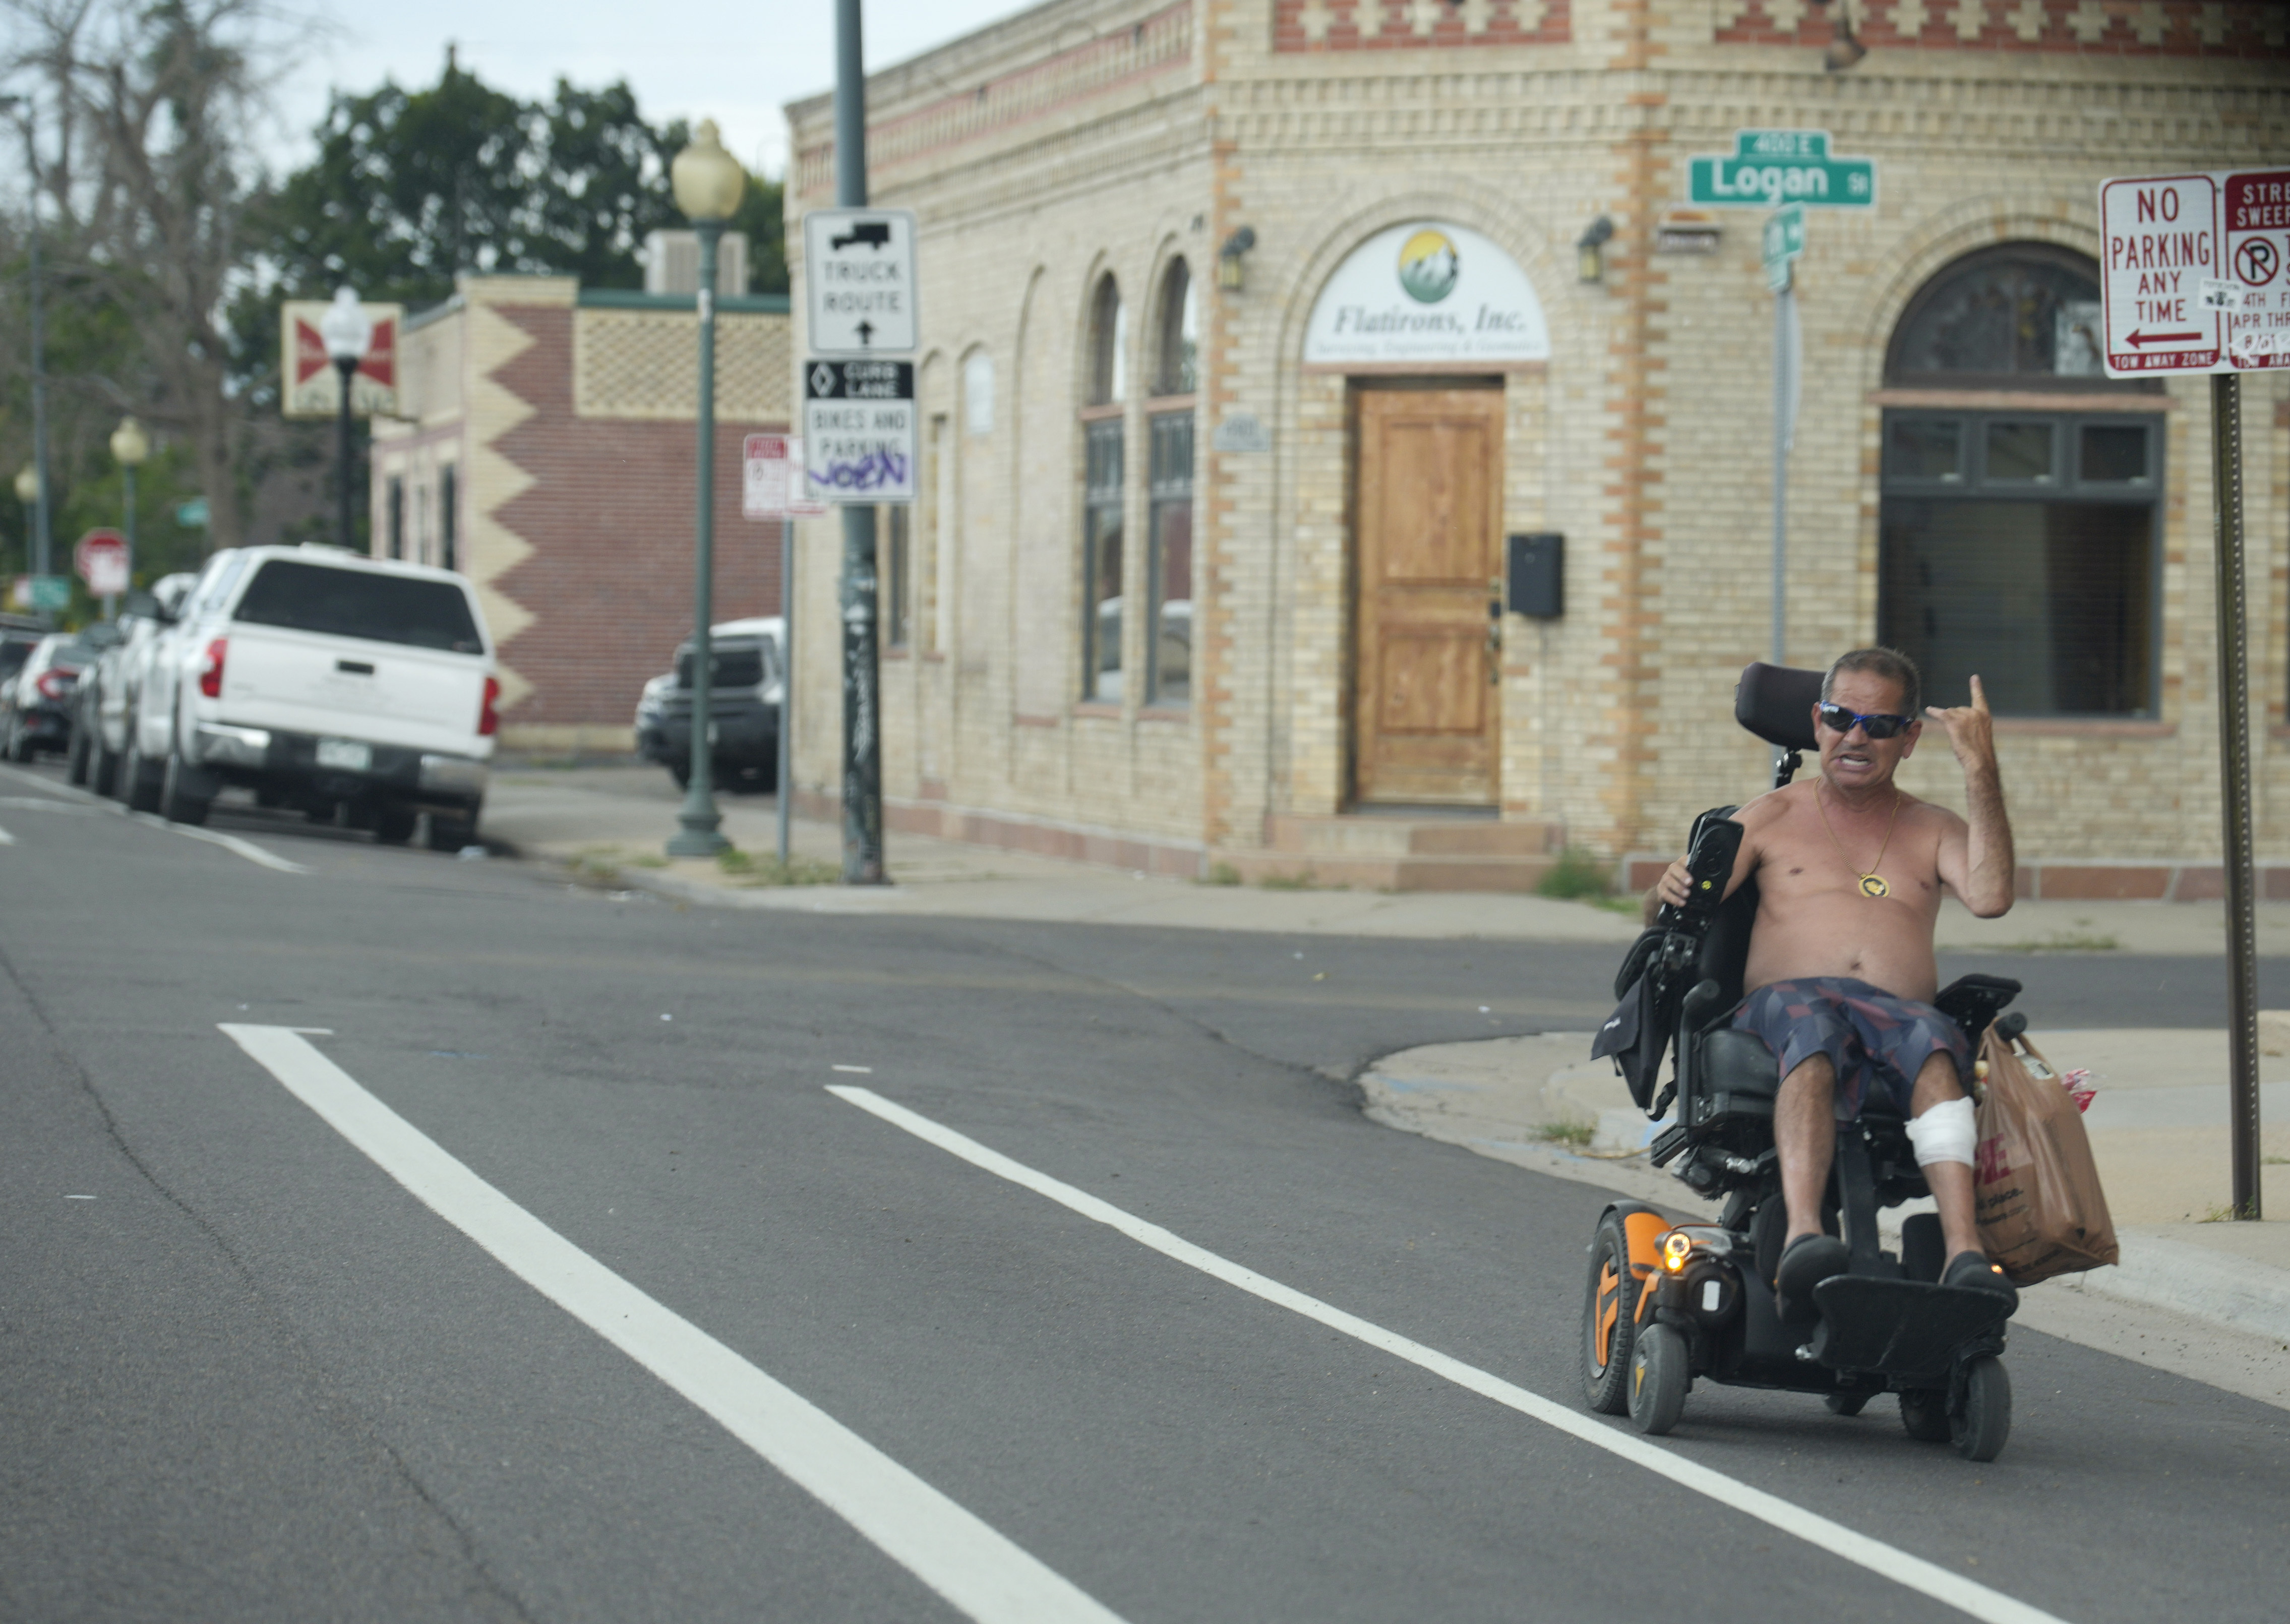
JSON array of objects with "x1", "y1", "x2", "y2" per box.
[{"x1": 802, "y1": 360, "x2": 918, "y2": 506}]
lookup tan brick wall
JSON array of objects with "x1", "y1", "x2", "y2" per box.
[{"x1": 782, "y1": 0, "x2": 2290, "y2": 867}]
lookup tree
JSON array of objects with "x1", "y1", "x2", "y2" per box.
[
  {"x1": 1, "y1": 0, "x2": 295, "y2": 553},
  {"x1": 257, "y1": 58, "x2": 790, "y2": 308}
]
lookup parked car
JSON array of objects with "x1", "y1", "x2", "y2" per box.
[
  {"x1": 1, "y1": 613, "x2": 47, "y2": 693},
  {"x1": 635, "y1": 616, "x2": 781, "y2": 792},
  {"x1": 123, "y1": 544, "x2": 498, "y2": 848},
  {"x1": 70, "y1": 574, "x2": 198, "y2": 793},
  {"x1": 2, "y1": 631, "x2": 103, "y2": 760}
]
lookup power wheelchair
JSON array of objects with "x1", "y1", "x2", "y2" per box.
[{"x1": 1579, "y1": 663, "x2": 2025, "y2": 1463}]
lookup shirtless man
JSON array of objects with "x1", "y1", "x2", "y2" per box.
[{"x1": 1657, "y1": 647, "x2": 2019, "y2": 1315}]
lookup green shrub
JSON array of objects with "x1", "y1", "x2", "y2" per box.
[{"x1": 1536, "y1": 847, "x2": 1613, "y2": 900}]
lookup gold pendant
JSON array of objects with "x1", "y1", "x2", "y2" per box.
[{"x1": 1859, "y1": 873, "x2": 1890, "y2": 899}]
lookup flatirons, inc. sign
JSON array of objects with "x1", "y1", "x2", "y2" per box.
[{"x1": 1303, "y1": 222, "x2": 1550, "y2": 366}]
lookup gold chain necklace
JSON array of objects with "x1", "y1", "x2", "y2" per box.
[{"x1": 1815, "y1": 780, "x2": 1903, "y2": 899}]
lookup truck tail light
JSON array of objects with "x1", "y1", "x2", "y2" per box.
[
  {"x1": 198, "y1": 637, "x2": 227, "y2": 699},
  {"x1": 478, "y1": 675, "x2": 500, "y2": 737}
]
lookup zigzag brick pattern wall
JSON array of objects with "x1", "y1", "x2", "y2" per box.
[{"x1": 485, "y1": 304, "x2": 789, "y2": 731}]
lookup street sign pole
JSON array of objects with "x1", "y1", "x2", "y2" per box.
[
  {"x1": 778, "y1": 518, "x2": 795, "y2": 866},
  {"x1": 1763, "y1": 204, "x2": 1804, "y2": 770},
  {"x1": 2099, "y1": 168, "x2": 2281, "y2": 1218},
  {"x1": 2211, "y1": 372, "x2": 2260, "y2": 1218},
  {"x1": 834, "y1": 0, "x2": 885, "y2": 886}
]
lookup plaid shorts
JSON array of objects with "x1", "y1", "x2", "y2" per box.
[{"x1": 1732, "y1": 976, "x2": 1970, "y2": 1119}]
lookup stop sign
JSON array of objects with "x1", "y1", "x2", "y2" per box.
[{"x1": 75, "y1": 528, "x2": 129, "y2": 596}]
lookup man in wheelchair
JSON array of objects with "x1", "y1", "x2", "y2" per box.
[
  {"x1": 1653, "y1": 647, "x2": 2020, "y2": 1318},
  {"x1": 1583, "y1": 647, "x2": 2028, "y2": 1460}
]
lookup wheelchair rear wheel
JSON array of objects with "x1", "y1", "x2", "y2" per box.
[
  {"x1": 1581, "y1": 1213, "x2": 1640, "y2": 1415},
  {"x1": 1629, "y1": 1324, "x2": 1689, "y2": 1435},
  {"x1": 1950, "y1": 1356, "x2": 2011, "y2": 1462}
]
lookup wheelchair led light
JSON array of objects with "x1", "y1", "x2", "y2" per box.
[{"x1": 1661, "y1": 1231, "x2": 1695, "y2": 1270}]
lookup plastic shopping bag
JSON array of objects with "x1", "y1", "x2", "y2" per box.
[{"x1": 1972, "y1": 1026, "x2": 2120, "y2": 1285}]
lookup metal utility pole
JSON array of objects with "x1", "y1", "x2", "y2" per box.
[
  {"x1": 834, "y1": 0, "x2": 886, "y2": 884},
  {"x1": 2212, "y1": 373, "x2": 2260, "y2": 1219}
]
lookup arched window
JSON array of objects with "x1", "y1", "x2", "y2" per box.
[
  {"x1": 1886, "y1": 244, "x2": 2105, "y2": 387},
  {"x1": 1145, "y1": 259, "x2": 1195, "y2": 706},
  {"x1": 1082, "y1": 274, "x2": 1126, "y2": 699},
  {"x1": 1088, "y1": 274, "x2": 1126, "y2": 406},
  {"x1": 1153, "y1": 260, "x2": 1197, "y2": 396},
  {"x1": 1877, "y1": 244, "x2": 2161, "y2": 718}
]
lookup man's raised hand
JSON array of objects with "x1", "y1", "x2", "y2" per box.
[{"x1": 1924, "y1": 674, "x2": 1998, "y2": 775}]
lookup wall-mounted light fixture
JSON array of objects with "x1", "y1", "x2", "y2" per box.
[
  {"x1": 1577, "y1": 215, "x2": 1615, "y2": 283},
  {"x1": 1812, "y1": 0, "x2": 1866, "y2": 69},
  {"x1": 1219, "y1": 226, "x2": 1256, "y2": 292}
]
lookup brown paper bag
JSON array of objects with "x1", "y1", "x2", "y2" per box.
[{"x1": 1972, "y1": 1027, "x2": 2120, "y2": 1284}]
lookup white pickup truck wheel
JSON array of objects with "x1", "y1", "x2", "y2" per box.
[{"x1": 159, "y1": 748, "x2": 212, "y2": 827}]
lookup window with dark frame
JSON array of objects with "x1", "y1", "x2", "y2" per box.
[
  {"x1": 1146, "y1": 413, "x2": 1192, "y2": 706},
  {"x1": 1877, "y1": 245, "x2": 2161, "y2": 720},
  {"x1": 1082, "y1": 419, "x2": 1124, "y2": 701},
  {"x1": 1878, "y1": 409, "x2": 2162, "y2": 717}
]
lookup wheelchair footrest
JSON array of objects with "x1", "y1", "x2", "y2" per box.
[{"x1": 1809, "y1": 1276, "x2": 2013, "y2": 1380}]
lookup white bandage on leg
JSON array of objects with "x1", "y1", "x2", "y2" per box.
[{"x1": 1905, "y1": 1095, "x2": 1977, "y2": 1168}]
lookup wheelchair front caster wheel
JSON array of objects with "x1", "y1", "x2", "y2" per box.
[
  {"x1": 1628, "y1": 1322, "x2": 1689, "y2": 1435},
  {"x1": 1824, "y1": 1390, "x2": 1872, "y2": 1417},
  {"x1": 1950, "y1": 1356, "x2": 2011, "y2": 1463},
  {"x1": 1899, "y1": 1388, "x2": 1952, "y2": 1442}
]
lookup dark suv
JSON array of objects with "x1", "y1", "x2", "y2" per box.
[{"x1": 635, "y1": 617, "x2": 781, "y2": 792}]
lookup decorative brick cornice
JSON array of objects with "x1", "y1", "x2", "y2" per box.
[
  {"x1": 1715, "y1": 0, "x2": 2287, "y2": 55},
  {"x1": 1272, "y1": 0, "x2": 1570, "y2": 53}
]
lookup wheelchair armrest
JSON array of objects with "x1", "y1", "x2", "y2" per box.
[{"x1": 1681, "y1": 977, "x2": 1732, "y2": 1034}]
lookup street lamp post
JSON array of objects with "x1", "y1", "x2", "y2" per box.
[
  {"x1": 318, "y1": 289, "x2": 373, "y2": 551},
  {"x1": 664, "y1": 118, "x2": 745, "y2": 859},
  {"x1": 3, "y1": 95, "x2": 52, "y2": 618},
  {"x1": 109, "y1": 416, "x2": 149, "y2": 618},
  {"x1": 12, "y1": 465, "x2": 34, "y2": 590}
]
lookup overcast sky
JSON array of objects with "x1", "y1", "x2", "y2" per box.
[{"x1": 285, "y1": 0, "x2": 1035, "y2": 181}]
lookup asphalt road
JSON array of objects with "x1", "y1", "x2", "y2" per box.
[{"x1": 3, "y1": 760, "x2": 2285, "y2": 1623}]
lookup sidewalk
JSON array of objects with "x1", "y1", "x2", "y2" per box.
[
  {"x1": 483, "y1": 764, "x2": 2290, "y2": 950},
  {"x1": 1360, "y1": 1032, "x2": 2290, "y2": 1410}
]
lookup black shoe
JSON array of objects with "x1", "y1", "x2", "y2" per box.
[
  {"x1": 1944, "y1": 1250, "x2": 2019, "y2": 1313},
  {"x1": 1775, "y1": 1233, "x2": 1850, "y2": 1320}
]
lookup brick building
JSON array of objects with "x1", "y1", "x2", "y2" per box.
[
  {"x1": 369, "y1": 276, "x2": 793, "y2": 750},
  {"x1": 779, "y1": 0, "x2": 2290, "y2": 895}
]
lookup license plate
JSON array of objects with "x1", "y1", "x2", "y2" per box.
[{"x1": 316, "y1": 738, "x2": 372, "y2": 771}]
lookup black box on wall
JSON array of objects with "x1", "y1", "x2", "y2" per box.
[{"x1": 1507, "y1": 532, "x2": 1563, "y2": 619}]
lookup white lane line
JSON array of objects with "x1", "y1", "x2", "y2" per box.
[
  {"x1": 0, "y1": 824, "x2": 13, "y2": 845},
  {"x1": 219, "y1": 1026, "x2": 1127, "y2": 1624},
  {"x1": 0, "y1": 764, "x2": 306, "y2": 873},
  {"x1": 826, "y1": 1085, "x2": 2071, "y2": 1624},
  {"x1": 140, "y1": 814, "x2": 309, "y2": 873}
]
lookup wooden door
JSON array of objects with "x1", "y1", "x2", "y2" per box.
[{"x1": 1352, "y1": 388, "x2": 1503, "y2": 805}]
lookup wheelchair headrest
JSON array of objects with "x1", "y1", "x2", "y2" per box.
[{"x1": 1735, "y1": 662, "x2": 1824, "y2": 752}]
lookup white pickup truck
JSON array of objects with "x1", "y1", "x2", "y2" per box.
[{"x1": 124, "y1": 545, "x2": 498, "y2": 850}]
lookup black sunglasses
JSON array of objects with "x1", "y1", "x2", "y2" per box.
[{"x1": 1815, "y1": 701, "x2": 1916, "y2": 740}]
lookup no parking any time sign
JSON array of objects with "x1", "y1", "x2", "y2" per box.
[{"x1": 2099, "y1": 169, "x2": 2290, "y2": 375}]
